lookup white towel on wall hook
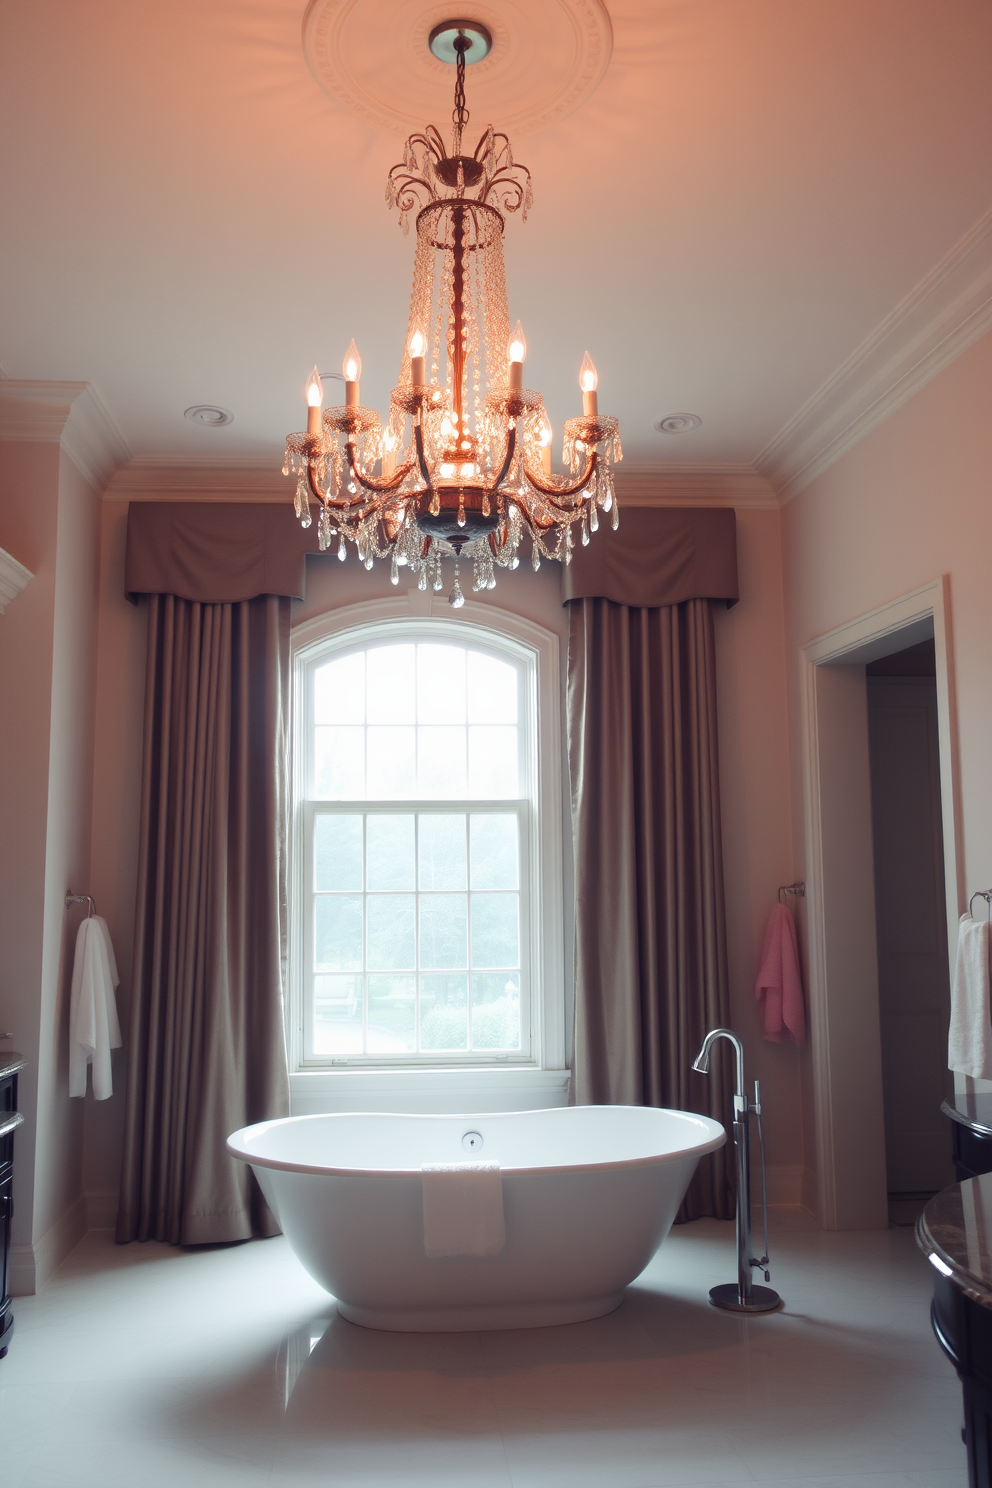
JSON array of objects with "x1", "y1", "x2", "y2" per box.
[
  {"x1": 948, "y1": 912, "x2": 992, "y2": 1080},
  {"x1": 69, "y1": 916, "x2": 122, "y2": 1100}
]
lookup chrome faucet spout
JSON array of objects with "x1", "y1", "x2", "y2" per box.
[{"x1": 692, "y1": 1027, "x2": 745, "y2": 1103}]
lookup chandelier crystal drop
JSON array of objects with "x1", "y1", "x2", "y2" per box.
[{"x1": 283, "y1": 25, "x2": 621, "y2": 603}]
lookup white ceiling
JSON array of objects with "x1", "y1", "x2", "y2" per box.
[{"x1": 1, "y1": 0, "x2": 991, "y2": 493}]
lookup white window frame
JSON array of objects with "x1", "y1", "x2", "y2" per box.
[{"x1": 288, "y1": 595, "x2": 566, "y2": 1080}]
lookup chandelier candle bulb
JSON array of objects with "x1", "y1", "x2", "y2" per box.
[
  {"x1": 539, "y1": 419, "x2": 553, "y2": 476},
  {"x1": 508, "y1": 321, "x2": 527, "y2": 393},
  {"x1": 580, "y1": 353, "x2": 599, "y2": 417},
  {"x1": 305, "y1": 366, "x2": 323, "y2": 437},
  {"x1": 343, "y1": 340, "x2": 361, "y2": 408},
  {"x1": 409, "y1": 327, "x2": 427, "y2": 387},
  {"x1": 382, "y1": 427, "x2": 397, "y2": 479}
]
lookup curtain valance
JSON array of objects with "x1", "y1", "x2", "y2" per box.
[
  {"x1": 126, "y1": 502, "x2": 737, "y2": 608},
  {"x1": 560, "y1": 506, "x2": 738, "y2": 608},
  {"x1": 125, "y1": 502, "x2": 315, "y2": 604}
]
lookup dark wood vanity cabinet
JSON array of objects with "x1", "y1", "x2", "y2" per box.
[
  {"x1": 944, "y1": 1096, "x2": 992, "y2": 1182},
  {"x1": 921, "y1": 1175, "x2": 992, "y2": 1487},
  {"x1": 0, "y1": 1053, "x2": 25, "y2": 1359}
]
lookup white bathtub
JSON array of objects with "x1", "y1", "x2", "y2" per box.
[{"x1": 227, "y1": 1105, "x2": 725, "y2": 1332}]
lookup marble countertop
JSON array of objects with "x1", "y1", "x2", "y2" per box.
[
  {"x1": 942, "y1": 1093, "x2": 992, "y2": 1137},
  {"x1": 0, "y1": 1050, "x2": 25, "y2": 1082},
  {"x1": 919, "y1": 1174, "x2": 992, "y2": 1307}
]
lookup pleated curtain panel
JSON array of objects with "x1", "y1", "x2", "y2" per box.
[
  {"x1": 117, "y1": 504, "x2": 313, "y2": 1245},
  {"x1": 563, "y1": 507, "x2": 740, "y2": 1220}
]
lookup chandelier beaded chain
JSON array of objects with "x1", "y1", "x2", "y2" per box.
[{"x1": 283, "y1": 21, "x2": 621, "y2": 606}]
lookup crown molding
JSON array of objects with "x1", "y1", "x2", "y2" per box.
[
  {"x1": 108, "y1": 457, "x2": 778, "y2": 509},
  {"x1": 615, "y1": 463, "x2": 777, "y2": 508},
  {"x1": 0, "y1": 380, "x2": 130, "y2": 491},
  {"x1": 0, "y1": 546, "x2": 33, "y2": 613},
  {"x1": 105, "y1": 457, "x2": 287, "y2": 502},
  {"x1": 757, "y1": 206, "x2": 992, "y2": 502},
  {"x1": 61, "y1": 385, "x2": 131, "y2": 490},
  {"x1": 0, "y1": 379, "x2": 84, "y2": 442}
]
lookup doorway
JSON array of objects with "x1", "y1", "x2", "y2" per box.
[
  {"x1": 865, "y1": 638, "x2": 954, "y2": 1221},
  {"x1": 801, "y1": 579, "x2": 961, "y2": 1230}
]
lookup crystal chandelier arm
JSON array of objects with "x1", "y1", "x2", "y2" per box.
[
  {"x1": 493, "y1": 421, "x2": 518, "y2": 489},
  {"x1": 305, "y1": 459, "x2": 375, "y2": 520},
  {"x1": 387, "y1": 169, "x2": 434, "y2": 216},
  {"x1": 481, "y1": 167, "x2": 532, "y2": 215},
  {"x1": 305, "y1": 455, "x2": 332, "y2": 505},
  {"x1": 386, "y1": 127, "x2": 449, "y2": 216},
  {"x1": 522, "y1": 448, "x2": 599, "y2": 500},
  {"x1": 413, "y1": 420, "x2": 434, "y2": 490},
  {"x1": 344, "y1": 440, "x2": 418, "y2": 495}
]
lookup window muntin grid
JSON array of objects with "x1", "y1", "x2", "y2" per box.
[
  {"x1": 312, "y1": 642, "x2": 520, "y2": 801},
  {"x1": 301, "y1": 638, "x2": 533, "y2": 1065},
  {"x1": 309, "y1": 806, "x2": 524, "y2": 1058}
]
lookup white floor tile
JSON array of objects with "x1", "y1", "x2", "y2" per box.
[{"x1": 0, "y1": 1208, "x2": 968, "y2": 1486}]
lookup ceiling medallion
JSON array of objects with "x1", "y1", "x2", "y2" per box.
[
  {"x1": 302, "y1": 0, "x2": 612, "y2": 135},
  {"x1": 285, "y1": 25, "x2": 620, "y2": 606}
]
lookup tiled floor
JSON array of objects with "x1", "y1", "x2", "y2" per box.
[{"x1": 0, "y1": 1207, "x2": 967, "y2": 1487}]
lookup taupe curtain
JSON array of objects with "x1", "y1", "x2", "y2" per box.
[
  {"x1": 566, "y1": 515, "x2": 737, "y2": 1220},
  {"x1": 116, "y1": 591, "x2": 291, "y2": 1245}
]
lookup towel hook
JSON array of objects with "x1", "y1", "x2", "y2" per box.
[
  {"x1": 65, "y1": 892, "x2": 95, "y2": 918},
  {"x1": 778, "y1": 882, "x2": 805, "y2": 904},
  {"x1": 969, "y1": 890, "x2": 992, "y2": 920}
]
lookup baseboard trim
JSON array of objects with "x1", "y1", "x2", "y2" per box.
[
  {"x1": 86, "y1": 1190, "x2": 118, "y2": 1231},
  {"x1": 8, "y1": 1243, "x2": 37, "y2": 1297},
  {"x1": 800, "y1": 1165, "x2": 819, "y2": 1219},
  {"x1": 9, "y1": 1193, "x2": 88, "y2": 1297}
]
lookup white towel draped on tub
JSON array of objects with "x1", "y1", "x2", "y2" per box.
[
  {"x1": 421, "y1": 1161, "x2": 505, "y2": 1258},
  {"x1": 949, "y1": 912, "x2": 992, "y2": 1080},
  {"x1": 69, "y1": 916, "x2": 122, "y2": 1100}
]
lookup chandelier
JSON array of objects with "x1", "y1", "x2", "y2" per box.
[{"x1": 284, "y1": 21, "x2": 621, "y2": 607}]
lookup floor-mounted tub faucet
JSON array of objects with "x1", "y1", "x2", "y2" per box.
[{"x1": 693, "y1": 1028, "x2": 781, "y2": 1313}]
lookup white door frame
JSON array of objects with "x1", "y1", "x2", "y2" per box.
[{"x1": 801, "y1": 577, "x2": 961, "y2": 1229}]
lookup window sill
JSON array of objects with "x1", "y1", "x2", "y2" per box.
[{"x1": 289, "y1": 1065, "x2": 571, "y2": 1116}]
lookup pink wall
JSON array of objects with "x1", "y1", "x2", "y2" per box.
[
  {"x1": 781, "y1": 324, "x2": 992, "y2": 1187},
  {"x1": 33, "y1": 453, "x2": 101, "y2": 1243},
  {"x1": 82, "y1": 502, "x2": 145, "y2": 1221},
  {"x1": 0, "y1": 441, "x2": 60, "y2": 1258},
  {"x1": 0, "y1": 439, "x2": 100, "y2": 1281},
  {"x1": 715, "y1": 508, "x2": 803, "y2": 1192}
]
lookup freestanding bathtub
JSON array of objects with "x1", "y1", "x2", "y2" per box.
[{"x1": 227, "y1": 1105, "x2": 725, "y2": 1332}]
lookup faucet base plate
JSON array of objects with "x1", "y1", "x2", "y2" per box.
[{"x1": 709, "y1": 1282, "x2": 782, "y2": 1313}]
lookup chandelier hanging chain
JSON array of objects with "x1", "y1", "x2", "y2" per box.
[
  {"x1": 283, "y1": 20, "x2": 621, "y2": 606},
  {"x1": 451, "y1": 34, "x2": 469, "y2": 154}
]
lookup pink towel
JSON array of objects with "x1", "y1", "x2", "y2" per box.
[{"x1": 755, "y1": 902, "x2": 805, "y2": 1045}]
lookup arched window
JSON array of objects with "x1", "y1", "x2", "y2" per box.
[{"x1": 290, "y1": 606, "x2": 563, "y2": 1072}]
